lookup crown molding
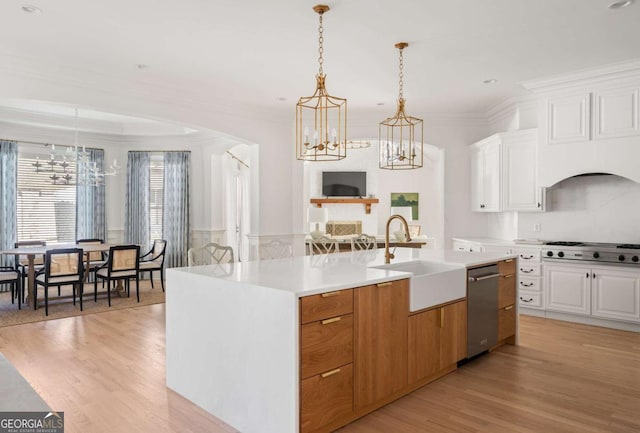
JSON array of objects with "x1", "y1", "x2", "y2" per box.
[
  {"x1": 484, "y1": 93, "x2": 537, "y2": 127},
  {"x1": 521, "y1": 58, "x2": 640, "y2": 92}
]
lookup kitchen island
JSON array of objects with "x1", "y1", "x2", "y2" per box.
[{"x1": 166, "y1": 248, "x2": 517, "y2": 433}]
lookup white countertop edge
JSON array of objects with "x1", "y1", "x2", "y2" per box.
[{"x1": 291, "y1": 272, "x2": 412, "y2": 298}]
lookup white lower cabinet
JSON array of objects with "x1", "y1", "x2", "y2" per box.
[
  {"x1": 591, "y1": 266, "x2": 640, "y2": 322},
  {"x1": 545, "y1": 263, "x2": 591, "y2": 316},
  {"x1": 545, "y1": 262, "x2": 640, "y2": 323}
]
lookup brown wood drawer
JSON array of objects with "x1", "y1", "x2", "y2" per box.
[
  {"x1": 300, "y1": 289, "x2": 354, "y2": 324},
  {"x1": 301, "y1": 314, "x2": 353, "y2": 379},
  {"x1": 498, "y1": 258, "x2": 516, "y2": 276},
  {"x1": 300, "y1": 363, "x2": 353, "y2": 433},
  {"x1": 498, "y1": 274, "x2": 516, "y2": 309},
  {"x1": 498, "y1": 305, "x2": 516, "y2": 341}
]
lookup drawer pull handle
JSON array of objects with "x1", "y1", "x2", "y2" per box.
[
  {"x1": 377, "y1": 282, "x2": 392, "y2": 288},
  {"x1": 520, "y1": 255, "x2": 535, "y2": 259},
  {"x1": 520, "y1": 268, "x2": 534, "y2": 273},
  {"x1": 502, "y1": 274, "x2": 514, "y2": 279},
  {"x1": 505, "y1": 305, "x2": 514, "y2": 311},
  {"x1": 504, "y1": 259, "x2": 514, "y2": 263},
  {"x1": 321, "y1": 291, "x2": 341, "y2": 298},
  {"x1": 321, "y1": 368, "x2": 341, "y2": 378},
  {"x1": 321, "y1": 317, "x2": 341, "y2": 325},
  {"x1": 520, "y1": 282, "x2": 533, "y2": 287},
  {"x1": 520, "y1": 297, "x2": 534, "y2": 303}
]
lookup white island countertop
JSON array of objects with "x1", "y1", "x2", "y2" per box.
[
  {"x1": 170, "y1": 247, "x2": 516, "y2": 298},
  {"x1": 166, "y1": 247, "x2": 517, "y2": 433}
]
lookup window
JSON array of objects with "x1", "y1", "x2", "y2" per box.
[
  {"x1": 17, "y1": 146, "x2": 76, "y2": 243},
  {"x1": 149, "y1": 155, "x2": 164, "y2": 242}
]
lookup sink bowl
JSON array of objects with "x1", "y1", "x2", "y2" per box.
[{"x1": 371, "y1": 260, "x2": 466, "y2": 311}]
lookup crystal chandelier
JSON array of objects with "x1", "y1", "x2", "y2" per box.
[
  {"x1": 379, "y1": 42, "x2": 423, "y2": 170},
  {"x1": 296, "y1": 4, "x2": 347, "y2": 161}
]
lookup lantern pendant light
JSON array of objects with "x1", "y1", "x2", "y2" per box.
[
  {"x1": 379, "y1": 42, "x2": 423, "y2": 170},
  {"x1": 296, "y1": 4, "x2": 347, "y2": 161}
]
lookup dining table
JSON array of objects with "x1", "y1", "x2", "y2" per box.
[{"x1": 0, "y1": 242, "x2": 115, "y2": 309}]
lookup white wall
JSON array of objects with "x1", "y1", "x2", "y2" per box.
[
  {"x1": 304, "y1": 142, "x2": 444, "y2": 245},
  {"x1": 518, "y1": 175, "x2": 640, "y2": 243}
]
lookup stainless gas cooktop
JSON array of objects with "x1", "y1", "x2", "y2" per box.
[{"x1": 543, "y1": 241, "x2": 640, "y2": 265}]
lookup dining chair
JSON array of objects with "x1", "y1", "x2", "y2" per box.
[
  {"x1": 76, "y1": 238, "x2": 106, "y2": 282},
  {"x1": 187, "y1": 243, "x2": 234, "y2": 266},
  {"x1": 139, "y1": 239, "x2": 167, "y2": 291},
  {"x1": 309, "y1": 236, "x2": 340, "y2": 255},
  {"x1": 258, "y1": 239, "x2": 294, "y2": 260},
  {"x1": 0, "y1": 267, "x2": 21, "y2": 310},
  {"x1": 351, "y1": 234, "x2": 378, "y2": 251},
  {"x1": 34, "y1": 248, "x2": 84, "y2": 316},
  {"x1": 14, "y1": 240, "x2": 46, "y2": 301},
  {"x1": 94, "y1": 245, "x2": 140, "y2": 307}
]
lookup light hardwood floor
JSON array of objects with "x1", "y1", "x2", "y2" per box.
[{"x1": 0, "y1": 305, "x2": 638, "y2": 433}]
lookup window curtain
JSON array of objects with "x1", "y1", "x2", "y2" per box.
[
  {"x1": 76, "y1": 148, "x2": 106, "y2": 241},
  {"x1": 124, "y1": 151, "x2": 150, "y2": 248},
  {"x1": 0, "y1": 140, "x2": 17, "y2": 267},
  {"x1": 162, "y1": 151, "x2": 190, "y2": 268}
]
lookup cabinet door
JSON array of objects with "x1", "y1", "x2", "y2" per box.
[
  {"x1": 591, "y1": 267, "x2": 640, "y2": 322},
  {"x1": 481, "y1": 141, "x2": 501, "y2": 212},
  {"x1": 547, "y1": 93, "x2": 591, "y2": 144},
  {"x1": 408, "y1": 301, "x2": 467, "y2": 385},
  {"x1": 503, "y1": 133, "x2": 543, "y2": 211},
  {"x1": 354, "y1": 280, "x2": 409, "y2": 410},
  {"x1": 441, "y1": 300, "x2": 467, "y2": 365},
  {"x1": 544, "y1": 264, "x2": 591, "y2": 315},
  {"x1": 594, "y1": 86, "x2": 640, "y2": 140},
  {"x1": 407, "y1": 308, "x2": 439, "y2": 384},
  {"x1": 470, "y1": 146, "x2": 484, "y2": 211}
]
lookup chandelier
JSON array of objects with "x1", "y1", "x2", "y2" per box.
[
  {"x1": 296, "y1": 4, "x2": 347, "y2": 162},
  {"x1": 379, "y1": 42, "x2": 423, "y2": 170},
  {"x1": 32, "y1": 108, "x2": 120, "y2": 186},
  {"x1": 32, "y1": 144, "x2": 75, "y2": 185}
]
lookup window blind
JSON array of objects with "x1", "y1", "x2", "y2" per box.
[
  {"x1": 149, "y1": 157, "x2": 164, "y2": 242},
  {"x1": 17, "y1": 150, "x2": 76, "y2": 243}
]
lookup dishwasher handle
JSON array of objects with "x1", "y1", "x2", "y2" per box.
[{"x1": 468, "y1": 273, "x2": 501, "y2": 282}]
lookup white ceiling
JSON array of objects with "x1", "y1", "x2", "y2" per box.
[{"x1": 0, "y1": 0, "x2": 639, "y2": 118}]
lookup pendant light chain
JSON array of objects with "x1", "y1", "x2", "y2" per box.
[
  {"x1": 398, "y1": 46, "x2": 404, "y2": 100},
  {"x1": 318, "y1": 12, "x2": 324, "y2": 76}
]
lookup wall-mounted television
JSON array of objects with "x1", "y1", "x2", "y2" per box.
[{"x1": 322, "y1": 171, "x2": 367, "y2": 197}]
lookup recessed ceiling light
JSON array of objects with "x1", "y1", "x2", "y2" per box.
[
  {"x1": 277, "y1": 97, "x2": 287, "y2": 102},
  {"x1": 21, "y1": 5, "x2": 41, "y2": 14},
  {"x1": 376, "y1": 102, "x2": 385, "y2": 106},
  {"x1": 608, "y1": 0, "x2": 634, "y2": 9},
  {"x1": 483, "y1": 78, "x2": 498, "y2": 84},
  {"x1": 136, "y1": 64, "x2": 149, "y2": 70}
]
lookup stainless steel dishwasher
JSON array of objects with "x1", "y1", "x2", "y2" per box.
[{"x1": 467, "y1": 264, "x2": 500, "y2": 358}]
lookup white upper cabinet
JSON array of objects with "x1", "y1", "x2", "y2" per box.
[
  {"x1": 547, "y1": 93, "x2": 591, "y2": 144},
  {"x1": 470, "y1": 136, "x2": 501, "y2": 212},
  {"x1": 502, "y1": 129, "x2": 544, "y2": 212},
  {"x1": 524, "y1": 61, "x2": 640, "y2": 186},
  {"x1": 593, "y1": 86, "x2": 640, "y2": 140},
  {"x1": 470, "y1": 129, "x2": 544, "y2": 213}
]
